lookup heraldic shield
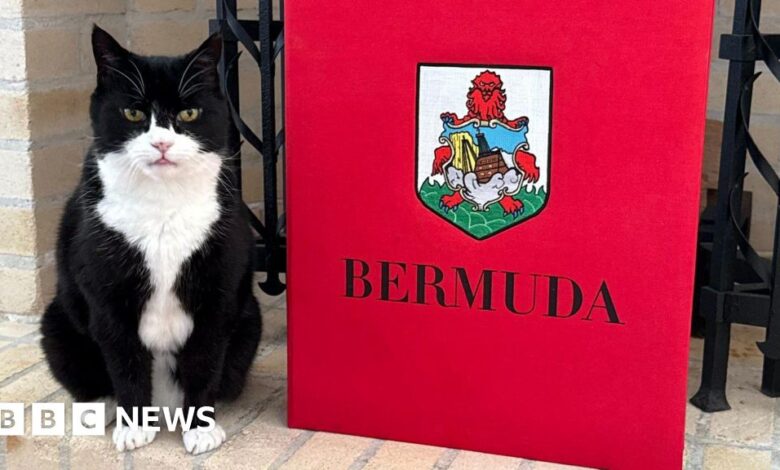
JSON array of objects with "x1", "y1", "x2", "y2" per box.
[{"x1": 416, "y1": 64, "x2": 552, "y2": 239}]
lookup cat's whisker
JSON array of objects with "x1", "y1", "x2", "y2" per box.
[
  {"x1": 104, "y1": 65, "x2": 144, "y2": 99},
  {"x1": 180, "y1": 83, "x2": 209, "y2": 99},
  {"x1": 215, "y1": 171, "x2": 238, "y2": 195},
  {"x1": 189, "y1": 153, "x2": 238, "y2": 195},
  {"x1": 128, "y1": 59, "x2": 146, "y2": 95},
  {"x1": 128, "y1": 160, "x2": 144, "y2": 183},
  {"x1": 177, "y1": 47, "x2": 209, "y2": 94},
  {"x1": 179, "y1": 68, "x2": 210, "y2": 98}
]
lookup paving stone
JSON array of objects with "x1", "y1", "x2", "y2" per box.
[
  {"x1": 256, "y1": 285, "x2": 286, "y2": 311},
  {"x1": 685, "y1": 403, "x2": 702, "y2": 440},
  {"x1": 362, "y1": 441, "x2": 444, "y2": 470},
  {"x1": 132, "y1": 428, "x2": 194, "y2": 469},
  {"x1": 5, "y1": 434, "x2": 61, "y2": 470},
  {"x1": 682, "y1": 440, "x2": 693, "y2": 470},
  {"x1": 281, "y1": 431, "x2": 373, "y2": 469},
  {"x1": 448, "y1": 450, "x2": 525, "y2": 469},
  {"x1": 276, "y1": 287, "x2": 287, "y2": 309},
  {"x1": 0, "y1": 343, "x2": 43, "y2": 382},
  {"x1": 62, "y1": 390, "x2": 122, "y2": 469},
  {"x1": 203, "y1": 397, "x2": 302, "y2": 470},
  {"x1": 253, "y1": 345, "x2": 287, "y2": 379},
  {"x1": 686, "y1": 361, "x2": 703, "y2": 436},
  {"x1": 708, "y1": 366, "x2": 775, "y2": 446},
  {"x1": 6, "y1": 413, "x2": 62, "y2": 470},
  {"x1": 688, "y1": 361, "x2": 702, "y2": 396},
  {"x1": 702, "y1": 446, "x2": 771, "y2": 470},
  {"x1": 262, "y1": 307, "x2": 287, "y2": 343},
  {"x1": 0, "y1": 365, "x2": 60, "y2": 403},
  {"x1": 728, "y1": 325, "x2": 765, "y2": 367},
  {"x1": 216, "y1": 371, "x2": 280, "y2": 435},
  {"x1": 0, "y1": 321, "x2": 39, "y2": 338},
  {"x1": 69, "y1": 435, "x2": 123, "y2": 470},
  {"x1": 50, "y1": 390, "x2": 73, "y2": 435}
]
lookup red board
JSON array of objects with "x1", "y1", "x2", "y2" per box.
[{"x1": 285, "y1": 1, "x2": 714, "y2": 468}]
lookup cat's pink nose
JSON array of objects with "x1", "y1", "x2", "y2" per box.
[{"x1": 151, "y1": 141, "x2": 173, "y2": 154}]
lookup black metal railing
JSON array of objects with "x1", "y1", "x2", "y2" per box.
[
  {"x1": 209, "y1": 0, "x2": 286, "y2": 295},
  {"x1": 691, "y1": 0, "x2": 780, "y2": 411}
]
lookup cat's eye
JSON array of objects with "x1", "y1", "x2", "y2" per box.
[
  {"x1": 122, "y1": 108, "x2": 146, "y2": 122},
  {"x1": 177, "y1": 108, "x2": 201, "y2": 122}
]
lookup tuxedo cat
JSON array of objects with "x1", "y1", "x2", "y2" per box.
[{"x1": 41, "y1": 26, "x2": 261, "y2": 454}]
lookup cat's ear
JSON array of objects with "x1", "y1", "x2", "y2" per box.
[
  {"x1": 91, "y1": 25, "x2": 129, "y2": 72},
  {"x1": 191, "y1": 33, "x2": 223, "y2": 68}
]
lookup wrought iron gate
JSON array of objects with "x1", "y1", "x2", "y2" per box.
[
  {"x1": 691, "y1": 0, "x2": 780, "y2": 411},
  {"x1": 209, "y1": 0, "x2": 286, "y2": 295}
]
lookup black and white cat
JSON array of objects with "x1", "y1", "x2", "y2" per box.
[{"x1": 40, "y1": 26, "x2": 261, "y2": 454}]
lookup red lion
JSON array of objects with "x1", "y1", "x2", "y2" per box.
[
  {"x1": 432, "y1": 70, "x2": 540, "y2": 216},
  {"x1": 440, "y1": 70, "x2": 529, "y2": 129}
]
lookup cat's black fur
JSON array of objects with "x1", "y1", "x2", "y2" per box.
[{"x1": 41, "y1": 26, "x2": 261, "y2": 425}]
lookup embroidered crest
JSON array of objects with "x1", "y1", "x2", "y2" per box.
[{"x1": 416, "y1": 64, "x2": 552, "y2": 239}]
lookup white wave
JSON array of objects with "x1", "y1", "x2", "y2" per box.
[{"x1": 445, "y1": 167, "x2": 524, "y2": 211}]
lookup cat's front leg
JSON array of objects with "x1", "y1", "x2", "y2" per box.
[
  {"x1": 176, "y1": 324, "x2": 229, "y2": 455},
  {"x1": 93, "y1": 323, "x2": 157, "y2": 452}
]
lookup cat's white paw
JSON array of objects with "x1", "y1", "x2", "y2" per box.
[
  {"x1": 112, "y1": 426, "x2": 157, "y2": 452},
  {"x1": 182, "y1": 424, "x2": 226, "y2": 455}
]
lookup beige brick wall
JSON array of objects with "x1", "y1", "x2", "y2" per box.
[
  {"x1": 706, "y1": 1, "x2": 780, "y2": 254},
  {"x1": 0, "y1": 0, "x2": 272, "y2": 316}
]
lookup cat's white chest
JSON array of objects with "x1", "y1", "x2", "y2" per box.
[
  {"x1": 133, "y1": 211, "x2": 202, "y2": 352},
  {"x1": 96, "y1": 167, "x2": 220, "y2": 353}
]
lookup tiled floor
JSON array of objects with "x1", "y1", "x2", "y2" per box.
[
  {"x1": 0, "y1": 287, "x2": 774, "y2": 469},
  {"x1": 686, "y1": 325, "x2": 779, "y2": 470}
]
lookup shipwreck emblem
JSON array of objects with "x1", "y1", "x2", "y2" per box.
[{"x1": 416, "y1": 64, "x2": 552, "y2": 239}]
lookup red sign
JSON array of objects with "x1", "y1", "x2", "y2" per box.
[{"x1": 285, "y1": 1, "x2": 715, "y2": 468}]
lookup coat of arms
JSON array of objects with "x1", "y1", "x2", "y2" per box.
[{"x1": 416, "y1": 64, "x2": 552, "y2": 239}]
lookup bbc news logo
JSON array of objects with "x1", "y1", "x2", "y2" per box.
[
  {"x1": 0, "y1": 403, "x2": 104, "y2": 436},
  {"x1": 0, "y1": 403, "x2": 215, "y2": 436}
]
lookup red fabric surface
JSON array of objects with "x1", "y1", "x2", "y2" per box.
[{"x1": 285, "y1": 1, "x2": 715, "y2": 468}]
